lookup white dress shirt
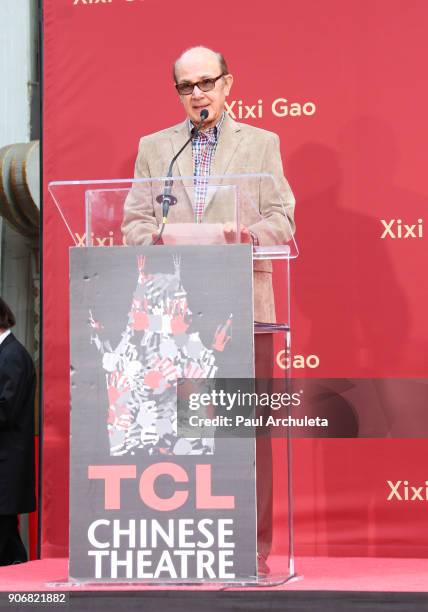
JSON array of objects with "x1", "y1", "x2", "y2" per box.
[{"x1": 0, "y1": 329, "x2": 11, "y2": 345}]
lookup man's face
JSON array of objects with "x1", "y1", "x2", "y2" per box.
[{"x1": 175, "y1": 49, "x2": 233, "y2": 129}]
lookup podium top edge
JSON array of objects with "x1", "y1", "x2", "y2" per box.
[{"x1": 48, "y1": 173, "x2": 276, "y2": 187}]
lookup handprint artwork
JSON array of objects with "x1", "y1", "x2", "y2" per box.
[{"x1": 88, "y1": 254, "x2": 233, "y2": 457}]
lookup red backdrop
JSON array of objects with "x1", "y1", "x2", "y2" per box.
[{"x1": 42, "y1": 0, "x2": 428, "y2": 558}]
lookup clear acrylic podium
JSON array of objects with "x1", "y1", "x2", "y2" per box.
[{"x1": 48, "y1": 174, "x2": 299, "y2": 587}]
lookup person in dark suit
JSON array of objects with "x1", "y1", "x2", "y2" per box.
[{"x1": 0, "y1": 297, "x2": 36, "y2": 565}]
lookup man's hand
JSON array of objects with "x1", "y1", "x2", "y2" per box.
[
  {"x1": 223, "y1": 223, "x2": 252, "y2": 244},
  {"x1": 152, "y1": 232, "x2": 164, "y2": 245}
]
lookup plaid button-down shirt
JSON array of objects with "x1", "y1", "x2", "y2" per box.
[{"x1": 190, "y1": 112, "x2": 225, "y2": 223}]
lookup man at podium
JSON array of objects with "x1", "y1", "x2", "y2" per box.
[
  {"x1": 122, "y1": 45, "x2": 295, "y2": 325},
  {"x1": 121, "y1": 46, "x2": 296, "y2": 574}
]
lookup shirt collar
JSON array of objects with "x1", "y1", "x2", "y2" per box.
[
  {"x1": 188, "y1": 111, "x2": 225, "y2": 140},
  {"x1": 0, "y1": 329, "x2": 11, "y2": 345}
]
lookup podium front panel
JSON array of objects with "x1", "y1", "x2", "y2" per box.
[{"x1": 69, "y1": 245, "x2": 257, "y2": 583}]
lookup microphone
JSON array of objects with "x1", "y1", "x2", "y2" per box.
[
  {"x1": 153, "y1": 109, "x2": 208, "y2": 244},
  {"x1": 196, "y1": 107, "x2": 209, "y2": 125}
]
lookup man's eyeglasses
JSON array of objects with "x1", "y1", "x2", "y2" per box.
[{"x1": 175, "y1": 74, "x2": 226, "y2": 96}]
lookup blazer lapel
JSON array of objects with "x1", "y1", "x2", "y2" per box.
[
  {"x1": 205, "y1": 115, "x2": 243, "y2": 210},
  {"x1": 171, "y1": 120, "x2": 193, "y2": 179},
  {"x1": 211, "y1": 115, "x2": 242, "y2": 177},
  {"x1": 0, "y1": 332, "x2": 15, "y2": 355},
  {"x1": 170, "y1": 121, "x2": 195, "y2": 213}
]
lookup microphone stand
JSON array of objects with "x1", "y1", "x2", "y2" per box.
[{"x1": 152, "y1": 110, "x2": 208, "y2": 245}]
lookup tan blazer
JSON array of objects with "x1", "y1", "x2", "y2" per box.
[{"x1": 122, "y1": 114, "x2": 295, "y2": 323}]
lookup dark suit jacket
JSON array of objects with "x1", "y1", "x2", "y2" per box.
[{"x1": 0, "y1": 333, "x2": 36, "y2": 515}]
